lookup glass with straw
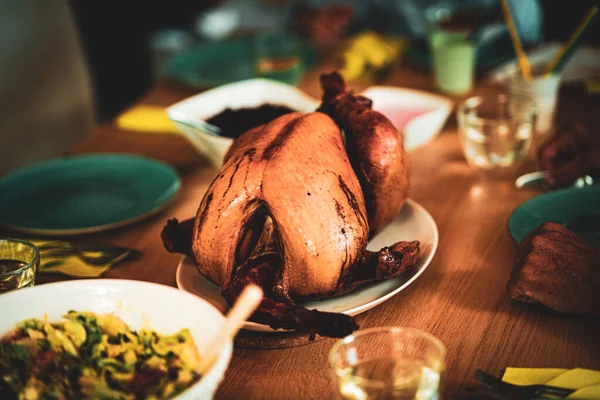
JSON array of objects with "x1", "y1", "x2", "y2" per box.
[
  {"x1": 501, "y1": 1, "x2": 598, "y2": 141},
  {"x1": 506, "y1": 66, "x2": 560, "y2": 140}
]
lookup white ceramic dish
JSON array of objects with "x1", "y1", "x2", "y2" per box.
[
  {"x1": 360, "y1": 86, "x2": 454, "y2": 151},
  {"x1": 176, "y1": 198, "x2": 438, "y2": 333},
  {"x1": 0, "y1": 279, "x2": 232, "y2": 400},
  {"x1": 168, "y1": 80, "x2": 453, "y2": 168},
  {"x1": 167, "y1": 78, "x2": 319, "y2": 168}
]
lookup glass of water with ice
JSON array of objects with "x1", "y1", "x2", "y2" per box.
[
  {"x1": 329, "y1": 327, "x2": 446, "y2": 400},
  {"x1": 457, "y1": 94, "x2": 536, "y2": 173}
]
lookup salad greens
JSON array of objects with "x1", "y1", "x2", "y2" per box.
[{"x1": 0, "y1": 311, "x2": 203, "y2": 400}]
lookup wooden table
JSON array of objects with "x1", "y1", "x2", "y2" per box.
[{"x1": 29, "y1": 63, "x2": 600, "y2": 399}]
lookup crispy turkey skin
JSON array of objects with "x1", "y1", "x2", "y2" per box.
[
  {"x1": 193, "y1": 112, "x2": 369, "y2": 298},
  {"x1": 161, "y1": 73, "x2": 420, "y2": 338}
]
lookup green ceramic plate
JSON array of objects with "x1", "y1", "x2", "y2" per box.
[
  {"x1": 0, "y1": 154, "x2": 180, "y2": 235},
  {"x1": 508, "y1": 186, "x2": 600, "y2": 248},
  {"x1": 166, "y1": 36, "x2": 318, "y2": 88}
]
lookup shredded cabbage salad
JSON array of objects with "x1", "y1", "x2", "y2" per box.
[{"x1": 0, "y1": 311, "x2": 203, "y2": 400}]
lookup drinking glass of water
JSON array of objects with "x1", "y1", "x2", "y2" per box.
[
  {"x1": 457, "y1": 94, "x2": 536, "y2": 172},
  {"x1": 253, "y1": 31, "x2": 303, "y2": 85},
  {"x1": 0, "y1": 239, "x2": 39, "y2": 293},
  {"x1": 329, "y1": 327, "x2": 446, "y2": 400}
]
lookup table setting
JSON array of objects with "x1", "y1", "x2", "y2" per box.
[{"x1": 1, "y1": 2, "x2": 600, "y2": 399}]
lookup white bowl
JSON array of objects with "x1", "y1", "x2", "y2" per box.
[
  {"x1": 0, "y1": 279, "x2": 232, "y2": 400},
  {"x1": 167, "y1": 78, "x2": 319, "y2": 168},
  {"x1": 168, "y1": 81, "x2": 453, "y2": 167},
  {"x1": 360, "y1": 86, "x2": 454, "y2": 151}
]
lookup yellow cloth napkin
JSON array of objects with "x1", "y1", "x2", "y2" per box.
[
  {"x1": 31, "y1": 240, "x2": 135, "y2": 278},
  {"x1": 116, "y1": 105, "x2": 181, "y2": 135},
  {"x1": 503, "y1": 368, "x2": 600, "y2": 399},
  {"x1": 339, "y1": 31, "x2": 407, "y2": 82}
]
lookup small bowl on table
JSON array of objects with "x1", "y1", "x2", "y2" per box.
[
  {"x1": 167, "y1": 78, "x2": 319, "y2": 168},
  {"x1": 360, "y1": 86, "x2": 454, "y2": 151}
]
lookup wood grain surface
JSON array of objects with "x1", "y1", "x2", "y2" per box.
[{"x1": 6, "y1": 62, "x2": 600, "y2": 399}]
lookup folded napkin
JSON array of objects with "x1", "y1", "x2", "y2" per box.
[
  {"x1": 503, "y1": 368, "x2": 600, "y2": 399},
  {"x1": 116, "y1": 105, "x2": 181, "y2": 135},
  {"x1": 30, "y1": 240, "x2": 139, "y2": 278}
]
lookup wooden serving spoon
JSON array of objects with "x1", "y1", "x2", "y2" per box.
[{"x1": 197, "y1": 284, "x2": 264, "y2": 375}]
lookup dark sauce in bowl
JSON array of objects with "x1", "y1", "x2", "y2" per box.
[{"x1": 205, "y1": 104, "x2": 296, "y2": 139}]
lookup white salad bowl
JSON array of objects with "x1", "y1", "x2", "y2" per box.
[
  {"x1": 167, "y1": 78, "x2": 319, "y2": 168},
  {"x1": 0, "y1": 279, "x2": 232, "y2": 400}
]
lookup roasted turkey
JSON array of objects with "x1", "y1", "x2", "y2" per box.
[{"x1": 162, "y1": 72, "x2": 420, "y2": 338}]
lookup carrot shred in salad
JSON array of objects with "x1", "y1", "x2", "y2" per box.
[{"x1": 0, "y1": 311, "x2": 203, "y2": 400}]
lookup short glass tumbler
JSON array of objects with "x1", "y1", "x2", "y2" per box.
[
  {"x1": 253, "y1": 31, "x2": 303, "y2": 84},
  {"x1": 457, "y1": 94, "x2": 536, "y2": 172},
  {"x1": 329, "y1": 327, "x2": 446, "y2": 400},
  {"x1": 0, "y1": 239, "x2": 40, "y2": 293}
]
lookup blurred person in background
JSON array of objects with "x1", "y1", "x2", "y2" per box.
[
  {"x1": 71, "y1": 0, "x2": 543, "y2": 123},
  {"x1": 538, "y1": 122, "x2": 600, "y2": 188},
  {"x1": 69, "y1": 1, "x2": 220, "y2": 122},
  {"x1": 71, "y1": 0, "x2": 600, "y2": 127},
  {"x1": 0, "y1": 1, "x2": 94, "y2": 174},
  {"x1": 508, "y1": 122, "x2": 600, "y2": 316}
]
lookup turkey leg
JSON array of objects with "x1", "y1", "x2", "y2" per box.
[{"x1": 161, "y1": 217, "x2": 419, "y2": 337}]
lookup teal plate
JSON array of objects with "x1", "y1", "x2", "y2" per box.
[
  {"x1": 166, "y1": 37, "x2": 318, "y2": 88},
  {"x1": 0, "y1": 154, "x2": 180, "y2": 235},
  {"x1": 508, "y1": 186, "x2": 600, "y2": 248}
]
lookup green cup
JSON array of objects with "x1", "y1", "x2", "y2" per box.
[{"x1": 430, "y1": 30, "x2": 475, "y2": 95}]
